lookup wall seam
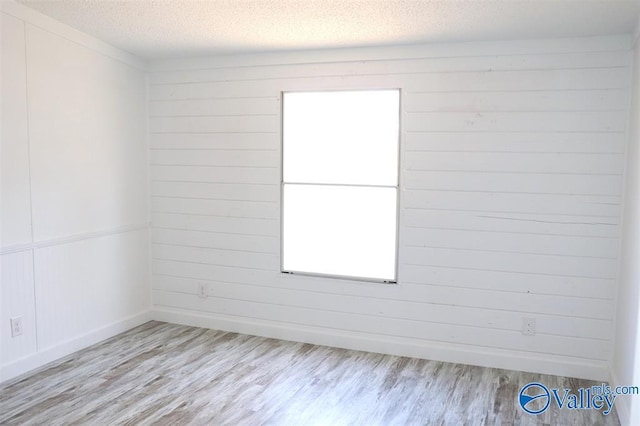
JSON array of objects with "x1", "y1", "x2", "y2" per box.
[
  {"x1": 21, "y1": 21, "x2": 40, "y2": 353},
  {"x1": 146, "y1": 71, "x2": 153, "y2": 308}
]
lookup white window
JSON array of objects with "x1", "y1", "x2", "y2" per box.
[{"x1": 281, "y1": 90, "x2": 400, "y2": 282}]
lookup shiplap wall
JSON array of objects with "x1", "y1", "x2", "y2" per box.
[
  {"x1": 149, "y1": 36, "x2": 633, "y2": 380},
  {"x1": 1, "y1": 2, "x2": 150, "y2": 382}
]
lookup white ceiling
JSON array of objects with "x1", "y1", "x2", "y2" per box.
[{"x1": 16, "y1": 0, "x2": 640, "y2": 59}]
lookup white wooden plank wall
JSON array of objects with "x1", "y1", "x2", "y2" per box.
[{"x1": 149, "y1": 37, "x2": 632, "y2": 380}]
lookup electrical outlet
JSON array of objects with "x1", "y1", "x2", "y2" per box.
[
  {"x1": 10, "y1": 317, "x2": 23, "y2": 338},
  {"x1": 522, "y1": 317, "x2": 536, "y2": 336},
  {"x1": 197, "y1": 282, "x2": 208, "y2": 299}
]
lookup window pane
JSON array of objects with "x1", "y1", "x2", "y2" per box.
[
  {"x1": 283, "y1": 184, "x2": 397, "y2": 281},
  {"x1": 283, "y1": 90, "x2": 399, "y2": 186}
]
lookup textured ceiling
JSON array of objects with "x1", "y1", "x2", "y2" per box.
[{"x1": 16, "y1": 0, "x2": 640, "y2": 59}]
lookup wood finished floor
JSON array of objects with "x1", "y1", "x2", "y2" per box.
[{"x1": 0, "y1": 321, "x2": 620, "y2": 426}]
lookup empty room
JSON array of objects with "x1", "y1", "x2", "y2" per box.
[{"x1": 2, "y1": 0, "x2": 640, "y2": 424}]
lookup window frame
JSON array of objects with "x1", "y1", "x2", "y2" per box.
[{"x1": 279, "y1": 88, "x2": 402, "y2": 284}]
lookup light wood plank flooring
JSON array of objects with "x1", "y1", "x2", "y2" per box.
[{"x1": 0, "y1": 321, "x2": 620, "y2": 425}]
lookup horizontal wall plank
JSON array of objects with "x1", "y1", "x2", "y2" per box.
[
  {"x1": 403, "y1": 171, "x2": 622, "y2": 196},
  {"x1": 153, "y1": 243, "x2": 277, "y2": 270},
  {"x1": 398, "y1": 264, "x2": 614, "y2": 300},
  {"x1": 403, "y1": 132, "x2": 625, "y2": 153},
  {"x1": 152, "y1": 228, "x2": 278, "y2": 253},
  {"x1": 149, "y1": 97, "x2": 279, "y2": 116},
  {"x1": 402, "y1": 210, "x2": 619, "y2": 238},
  {"x1": 152, "y1": 212, "x2": 278, "y2": 236},
  {"x1": 150, "y1": 115, "x2": 278, "y2": 133},
  {"x1": 401, "y1": 246, "x2": 617, "y2": 279},
  {"x1": 403, "y1": 190, "x2": 620, "y2": 217},
  {"x1": 404, "y1": 152, "x2": 623, "y2": 175},
  {"x1": 150, "y1": 74, "x2": 401, "y2": 100},
  {"x1": 402, "y1": 227, "x2": 618, "y2": 259},
  {"x1": 152, "y1": 196, "x2": 279, "y2": 219},
  {"x1": 405, "y1": 89, "x2": 628, "y2": 113},
  {"x1": 151, "y1": 181, "x2": 278, "y2": 202},
  {"x1": 405, "y1": 111, "x2": 625, "y2": 132},
  {"x1": 407, "y1": 68, "x2": 628, "y2": 93},
  {"x1": 152, "y1": 165, "x2": 279, "y2": 185},
  {"x1": 150, "y1": 133, "x2": 279, "y2": 150},
  {"x1": 151, "y1": 149, "x2": 279, "y2": 167}
]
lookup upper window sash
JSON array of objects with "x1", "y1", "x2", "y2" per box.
[{"x1": 282, "y1": 90, "x2": 400, "y2": 186}]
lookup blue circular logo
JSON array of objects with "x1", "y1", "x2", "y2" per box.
[{"x1": 519, "y1": 382, "x2": 551, "y2": 415}]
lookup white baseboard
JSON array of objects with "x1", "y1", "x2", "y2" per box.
[
  {"x1": 610, "y1": 367, "x2": 631, "y2": 426},
  {"x1": 0, "y1": 310, "x2": 152, "y2": 384},
  {"x1": 152, "y1": 307, "x2": 610, "y2": 382},
  {"x1": 0, "y1": 307, "x2": 611, "y2": 391}
]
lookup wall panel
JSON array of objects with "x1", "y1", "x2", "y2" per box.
[
  {"x1": 0, "y1": 4, "x2": 150, "y2": 383},
  {"x1": 25, "y1": 24, "x2": 147, "y2": 242},
  {"x1": 1, "y1": 13, "x2": 32, "y2": 248},
  {"x1": 34, "y1": 230, "x2": 150, "y2": 351},
  {"x1": 149, "y1": 37, "x2": 632, "y2": 380},
  {"x1": 1, "y1": 252, "x2": 37, "y2": 364}
]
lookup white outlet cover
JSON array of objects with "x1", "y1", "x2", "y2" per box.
[{"x1": 10, "y1": 317, "x2": 24, "y2": 337}]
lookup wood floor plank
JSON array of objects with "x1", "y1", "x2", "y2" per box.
[{"x1": 0, "y1": 321, "x2": 620, "y2": 425}]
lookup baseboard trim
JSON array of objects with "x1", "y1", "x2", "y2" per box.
[
  {"x1": 610, "y1": 367, "x2": 631, "y2": 426},
  {"x1": 152, "y1": 307, "x2": 610, "y2": 382},
  {"x1": 0, "y1": 310, "x2": 152, "y2": 384}
]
